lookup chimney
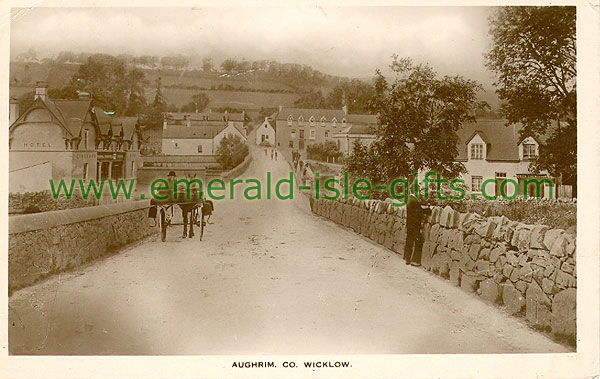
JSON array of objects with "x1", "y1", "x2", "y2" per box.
[
  {"x1": 342, "y1": 105, "x2": 348, "y2": 115},
  {"x1": 163, "y1": 115, "x2": 168, "y2": 130},
  {"x1": 34, "y1": 80, "x2": 48, "y2": 102},
  {"x1": 278, "y1": 104, "x2": 283, "y2": 112},
  {"x1": 9, "y1": 97, "x2": 19, "y2": 126}
]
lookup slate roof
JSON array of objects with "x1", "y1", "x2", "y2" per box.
[
  {"x1": 162, "y1": 125, "x2": 227, "y2": 139},
  {"x1": 456, "y1": 119, "x2": 526, "y2": 161},
  {"x1": 111, "y1": 117, "x2": 139, "y2": 139},
  {"x1": 165, "y1": 111, "x2": 245, "y2": 122},
  {"x1": 275, "y1": 108, "x2": 378, "y2": 125},
  {"x1": 335, "y1": 124, "x2": 378, "y2": 136}
]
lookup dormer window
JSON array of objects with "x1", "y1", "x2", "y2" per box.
[
  {"x1": 298, "y1": 115, "x2": 304, "y2": 126},
  {"x1": 309, "y1": 116, "x2": 315, "y2": 126},
  {"x1": 470, "y1": 143, "x2": 484, "y2": 160},
  {"x1": 287, "y1": 115, "x2": 293, "y2": 126},
  {"x1": 341, "y1": 118, "x2": 347, "y2": 124},
  {"x1": 331, "y1": 118, "x2": 337, "y2": 127},
  {"x1": 523, "y1": 143, "x2": 536, "y2": 159},
  {"x1": 320, "y1": 116, "x2": 326, "y2": 127}
]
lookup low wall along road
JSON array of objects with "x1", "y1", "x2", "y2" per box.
[
  {"x1": 8, "y1": 200, "x2": 156, "y2": 294},
  {"x1": 309, "y1": 195, "x2": 577, "y2": 343}
]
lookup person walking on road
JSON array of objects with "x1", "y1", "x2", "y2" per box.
[{"x1": 274, "y1": 151, "x2": 278, "y2": 160}]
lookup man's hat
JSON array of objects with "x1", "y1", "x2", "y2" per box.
[{"x1": 168, "y1": 171, "x2": 176, "y2": 177}]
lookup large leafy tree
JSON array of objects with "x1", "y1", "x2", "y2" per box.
[
  {"x1": 180, "y1": 92, "x2": 210, "y2": 113},
  {"x1": 485, "y1": 6, "x2": 576, "y2": 188},
  {"x1": 356, "y1": 56, "x2": 484, "y2": 184},
  {"x1": 326, "y1": 79, "x2": 376, "y2": 114},
  {"x1": 73, "y1": 54, "x2": 148, "y2": 114},
  {"x1": 216, "y1": 134, "x2": 249, "y2": 170}
]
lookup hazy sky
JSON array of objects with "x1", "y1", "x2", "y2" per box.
[{"x1": 11, "y1": 6, "x2": 498, "y2": 98}]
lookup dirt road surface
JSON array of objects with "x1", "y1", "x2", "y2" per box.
[{"x1": 8, "y1": 144, "x2": 570, "y2": 355}]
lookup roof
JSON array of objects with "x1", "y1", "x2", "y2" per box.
[
  {"x1": 336, "y1": 124, "x2": 377, "y2": 136},
  {"x1": 111, "y1": 117, "x2": 139, "y2": 139},
  {"x1": 163, "y1": 125, "x2": 227, "y2": 139},
  {"x1": 48, "y1": 99, "x2": 93, "y2": 136},
  {"x1": 456, "y1": 119, "x2": 525, "y2": 161},
  {"x1": 275, "y1": 108, "x2": 378, "y2": 125},
  {"x1": 165, "y1": 111, "x2": 245, "y2": 122}
]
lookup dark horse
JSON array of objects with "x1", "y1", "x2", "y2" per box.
[{"x1": 178, "y1": 173, "x2": 201, "y2": 238}]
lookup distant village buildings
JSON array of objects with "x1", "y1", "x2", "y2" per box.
[
  {"x1": 273, "y1": 106, "x2": 378, "y2": 151},
  {"x1": 161, "y1": 111, "x2": 247, "y2": 155},
  {"x1": 255, "y1": 117, "x2": 276, "y2": 146},
  {"x1": 9, "y1": 81, "x2": 143, "y2": 193}
]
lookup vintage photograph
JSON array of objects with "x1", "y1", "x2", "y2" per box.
[{"x1": 6, "y1": 4, "x2": 582, "y2": 362}]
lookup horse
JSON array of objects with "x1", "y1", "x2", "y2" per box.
[{"x1": 178, "y1": 173, "x2": 201, "y2": 238}]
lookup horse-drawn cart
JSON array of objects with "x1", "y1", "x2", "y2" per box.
[{"x1": 148, "y1": 189, "x2": 214, "y2": 242}]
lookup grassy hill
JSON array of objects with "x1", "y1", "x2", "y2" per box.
[{"x1": 9, "y1": 61, "x2": 333, "y2": 112}]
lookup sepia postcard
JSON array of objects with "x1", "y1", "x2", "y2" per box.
[{"x1": 0, "y1": 0, "x2": 598, "y2": 378}]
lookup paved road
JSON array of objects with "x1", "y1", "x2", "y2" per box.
[{"x1": 8, "y1": 144, "x2": 570, "y2": 354}]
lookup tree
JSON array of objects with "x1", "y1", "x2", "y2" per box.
[
  {"x1": 180, "y1": 92, "x2": 210, "y2": 113},
  {"x1": 202, "y1": 58, "x2": 214, "y2": 73},
  {"x1": 216, "y1": 134, "x2": 249, "y2": 170},
  {"x1": 293, "y1": 90, "x2": 328, "y2": 109},
  {"x1": 306, "y1": 141, "x2": 343, "y2": 163},
  {"x1": 73, "y1": 54, "x2": 148, "y2": 114},
  {"x1": 125, "y1": 68, "x2": 148, "y2": 116},
  {"x1": 485, "y1": 6, "x2": 576, "y2": 188},
  {"x1": 221, "y1": 59, "x2": 237, "y2": 73},
  {"x1": 152, "y1": 76, "x2": 167, "y2": 110},
  {"x1": 326, "y1": 79, "x2": 376, "y2": 113},
  {"x1": 346, "y1": 56, "x2": 485, "y2": 187}
]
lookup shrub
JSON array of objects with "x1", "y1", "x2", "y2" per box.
[{"x1": 216, "y1": 134, "x2": 249, "y2": 170}]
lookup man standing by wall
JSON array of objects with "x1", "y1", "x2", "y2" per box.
[{"x1": 403, "y1": 189, "x2": 431, "y2": 266}]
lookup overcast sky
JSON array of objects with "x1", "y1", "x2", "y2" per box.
[{"x1": 10, "y1": 6, "x2": 499, "y2": 101}]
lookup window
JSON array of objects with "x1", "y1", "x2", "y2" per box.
[
  {"x1": 131, "y1": 161, "x2": 136, "y2": 178},
  {"x1": 287, "y1": 115, "x2": 293, "y2": 126},
  {"x1": 320, "y1": 116, "x2": 326, "y2": 127},
  {"x1": 470, "y1": 143, "x2": 484, "y2": 160},
  {"x1": 197, "y1": 145, "x2": 203, "y2": 153},
  {"x1": 341, "y1": 118, "x2": 347, "y2": 124},
  {"x1": 325, "y1": 131, "x2": 329, "y2": 138},
  {"x1": 84, "y1": 130, "x2": 89, "y2": 149},
  {"x1": 174, "y1": 142, "x2": 179, "y2": 149},
  {"x1": 309, "y1": 116, "x2": 315, "y2": 126},
  {"x1": 288, "y1": 141, "x2": 294, "y2": 148},
  {"x1": 309, "y1": 129, "x2": 316, "y2": 140},
  {"x1": 291, "y1": 129, "x2": 296, "y2": 138},
  {"x1": 471, "y1": 176, "x2": 483, "y2": 192},
  {"x1": 299, "y1": 130, "x2": 304, "y2": 139},
  {"x1": 523, "y1": 143, "x2": 536, "y2": 159},
  {"x1": 298, "y1": 116, "x2": 304, "y2": 126},
  {"x1": 495, "y1": 172, "x2": 506, "y2": 178},
  {"x1": 83, "y1": 163, "x2": 88, "y2": 180}
]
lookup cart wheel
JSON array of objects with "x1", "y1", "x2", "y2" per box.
[
  {"x1": 160, "y1": 209, "x2": 167, "y2": 242},
  {"x1": 199, "y1": 214, "x2": 205, "y2": 241}
]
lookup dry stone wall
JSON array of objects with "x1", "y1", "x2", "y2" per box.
[
  {"x1": 309, "y1": 195, "x2": 577, "y2": 341},
  {"x1": 9, "y1": 200, "x2": 156, "y2": 294}
]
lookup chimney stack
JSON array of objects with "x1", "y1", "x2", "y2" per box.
[
  {"x1": 9, "y1": 97, "x2": 19, "y2": 126},
  {"x1": 278, "y1": 104, "x2": 283, "y2": 112},
  {"x1": 34, "y1": 80, "x2": 48, "y2": 102},
  {"x1": 163, "y1": 115, "x2": 168, "y2": 130},
  {"x1": 342, "y1": 105, "x2": 348, "y2": 115}
]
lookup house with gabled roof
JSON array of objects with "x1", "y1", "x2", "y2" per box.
[
  {"x1": 9, "y1": 81, "x2": 144, "y2": 193},
  {"x1": 453, "y1": 119, "x2": 553, "y2": 198},
  {"x1": 161, "y1": 119, "x2": 246, "y2": 156},
  {"x1": 273, "y1": 106, "x2": 378, "y2": 151}
]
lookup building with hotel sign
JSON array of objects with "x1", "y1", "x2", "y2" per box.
[{"x1": 9, "y1": 81, "x2": 144, "y2": 193}]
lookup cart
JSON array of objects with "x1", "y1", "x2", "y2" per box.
[{"x1": 149, "y1": 189, "x2": 208, "y2": 242}]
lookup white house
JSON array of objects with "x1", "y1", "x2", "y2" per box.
[
  {"x1": 454, "y1": 119, "x2": 553, "y2": 198},
  {"x1": 162, "y1": 121, "x2": 246, "y2": 156},
  {"x1": 332, "y1": 124, "x2": 377, "y2": 155},
  {"x1": 255, "y1": 117, "x2": 276, "y2": 146}
]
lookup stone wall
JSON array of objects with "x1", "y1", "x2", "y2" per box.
[
  {"x1": 309, "y1": 196, "x2": 577, "y2": 342},
  {"x1": 221, "y1": 154, "x2": 252, "y2": 180},
  {"x1": 9, "y1": 191, "x2": 96, "y2": 214},
  {"x1": 9, "y1": 200, "x2": 156, "y2": 293}
]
